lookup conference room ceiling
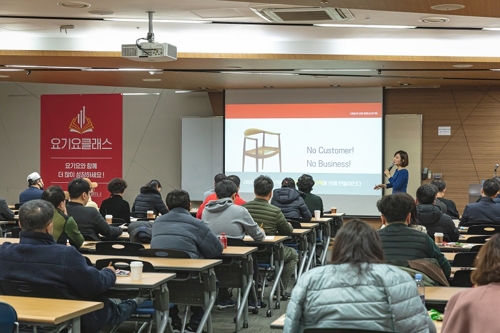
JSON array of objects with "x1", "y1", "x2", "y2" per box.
[{"x1": 2, "y1": 0, "x2": 500, "y2": 90}]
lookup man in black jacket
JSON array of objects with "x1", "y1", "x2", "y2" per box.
[
  {"x1": 431, "y1": 180, "x2": 460, "y2": 219},
  {"x1": 416, "y1": 184, "x2": 460, "y2": 242},
  {"x1": 460, "y1": 178, "x2": 500, "y2": 226},
  {"x1": 66, "y1": 178, "x2": 123, "y2": 241},
  {"x1": 377, "y1": 193, "x2": 451, "y2": 278}
]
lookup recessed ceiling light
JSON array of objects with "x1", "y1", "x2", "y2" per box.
[
  {"x1": 57, "y1": 1, "x2": 91, "y2": 9},
  {"x1": 142, "y1": 78, "x2": 162, "y2": 82},
  {"x1": 431, "y1": 4, "x2": 465, "y2": 11},
  {"x1": 453, "y1": 64, "x2": 473, "y2": 68},
  {"x1": 420, "y1": 16, "x2": 450, "y2": 23},
  {"x1": 89, "y1": 10, "x2": 115, "y2": 15},
  {"x1": 0, "y1": 75, "x2": 10, "y2": 78}
]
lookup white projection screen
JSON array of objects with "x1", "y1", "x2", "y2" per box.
[{"x1": 224, "y1": 87, "x2": 384, "y2": 216}]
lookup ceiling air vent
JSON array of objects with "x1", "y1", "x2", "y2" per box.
[{"x1": 254, "y1": 7, "x2": 354, "y2": 22}]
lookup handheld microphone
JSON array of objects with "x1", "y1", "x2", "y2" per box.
[{"x1": 388, "y1": 163, "x2": 394, "y2": 172}]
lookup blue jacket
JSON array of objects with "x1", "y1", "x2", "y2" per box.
[
  {"x1": 387, "y1": 168, "x2": 409, "y2": 194},
  {"x1": 19, "y1": 187, "x2": 44, "y2": 205},
  {"x1": 271, "y1": 188, "x2": 312, "y2": 222},
  {"x1": 460, "y1": 196, "x2": 500, "y2": 226},
  {"x1": 284, "y1": 263, "x2": 436, "y2": 333},
  {"x1": 151, "y1": 207, "x2": 223, "y2": 258},
  {"x1": 0, "y1": 231, "x2": 117, "y2": 333}
]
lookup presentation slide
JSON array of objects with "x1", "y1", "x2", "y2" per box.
[{"x1": 224, "y1": 88, "x2": 383, "y2": 216}]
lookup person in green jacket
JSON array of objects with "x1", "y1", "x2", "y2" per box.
[
  {"x1": 243, "y1": 175, "x2": 298, "y2": 298},
  {"x1": 297, "y1": 174, "x2": 323, "y2": 217},
  {"x1": 41, "y1": 186, "x2": 84, "y2": 248}
]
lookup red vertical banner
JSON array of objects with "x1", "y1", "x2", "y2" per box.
[{"x1": 40, "y1": 94, "x2": 123, "y2": 206}]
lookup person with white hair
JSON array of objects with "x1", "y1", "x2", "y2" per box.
[{"x1": 19, "y1": 171, "x2": 44, "y2": 205}]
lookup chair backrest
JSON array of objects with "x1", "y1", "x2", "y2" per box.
[
  {"x1": 469, "y1": 245, "x2": 483, "y2": 252},
  {"x1": 130, "y1": 211, "x2": 145, "y2": 218},
  {"x1": 465, "y1": 236, "x2": 491, "y2": 244},
  {"x1": 0, "y1": 302, "x2": 18, "y2": 333},
  {"x1": 139, "y1": 248, "x2": 190, "y2": 258},
  {"x1": 95, "y1": 258, "x2": 156, "y2": 272},
  {"x1": 467, "y1": 225, "x2": 500, "y2": 235},
  {"x1": 0, "y1": 280, "x2": 69, "y2": 299},
  {"x1": 7, "y1": 228, "x2": 21, "y2": 239},
  {"x1": 451, "y1": 269, "x2": 473, "y2": 287},
  {"x1": 95, "y1": 241, "x2": 145, "y2": 256},
  {"x1": 452, "y1": 252, "x2": 477, "y2": 267},
  {"x1": 303, "y1": 329, "x2": 391, "y2": 333},
  {"x1": 289, "y1": 220, "x2": 302, "y2": 229},
  {"x1": 226, "y1": 238, "x2": 247, "y2": 247}
]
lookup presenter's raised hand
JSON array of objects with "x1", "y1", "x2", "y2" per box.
[{"x1": 383, "y1": 169, "x2": 391, "y2": 178}]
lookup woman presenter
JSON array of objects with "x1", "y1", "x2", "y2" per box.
[{"x1": 374, "y1": 150, "x2": 409, "y2": 194}]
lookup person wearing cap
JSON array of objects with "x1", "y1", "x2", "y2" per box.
[
  {"x1": 19, "y1": 172, "x2": 45, "y2": 205},
  {"x1": 83, "y1": 178, "x2": 99, "y2": 210}
]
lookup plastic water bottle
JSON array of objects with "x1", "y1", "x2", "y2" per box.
[
  {"x1": 415, "y1": 273, "x2": 425, "y2": 305},
  {"x1": 220, "y1": 232, "x2": 227, "y2": 249},
  {"x1": 66, "y1": 239, "x2": 70, "y2": 246}
]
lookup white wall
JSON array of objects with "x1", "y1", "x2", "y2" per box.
[{"x1": 0, "y1": 82, "x2": 213, "y2": 205}]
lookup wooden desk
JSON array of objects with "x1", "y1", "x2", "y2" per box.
[
  {"x1": 438, "y1": 243, "x2": 482, "y2": 252},
  {"x1": 80, "y1": 241, "x2": 151, "y2": 251},
  {"x1": 299, "y1": 222, "x2": 319, "y2": 229},
  {"x1": 426, "y1": 286, "x2": 468, "y2": 303},
  {"x1": 221, "y1": 246, "x2": 257, "y2": 257},
  {"x1": 322, "y1": 212, "x2": 346, "y2": 218},
  {"x1": 0, "y1": 295, "x2": 102, "y2": 333},
  {"x1": 444, "y1": 252, "x2": 456, "y2": 262},
  {"x1": 0, "y1": 238, "x2": 19, "y2": 244}
]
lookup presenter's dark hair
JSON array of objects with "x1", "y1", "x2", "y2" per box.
[
  {"x1": 19, "y1": 199, "x2": 54, "y2": 231},
  {"x1": 472, "y1": 233, "x2": 500, "y2": 286},
  {"x1": 214, "y1": 173, "x2": 227, "y2": 185},
  {"x1": 215, "y1": 180, "x2": 237, "y2": 199},
  {"x1": 416, "y1": 184, "x2": 438, "y2": 205},
  {"x1": 108, "y1": 178, "x2": 127, "y2": 195},
  {"x1": 482, "y1": 179, "x2": 499, "y2": 197},
  {"x1": 297, "y1": 174, "x2": 315, "y2": 193},
  {"x1": 254, "y1": 175, "x2": 274, "y2": 196},
  {"x1": 227, "y1": 175, "x2": 241, "y2": 187},
  {"x1": 166, "y1": 190, "x2": 190, "y2": 210},
  {"x1": 377, "y1": 193, "x2": 414, "y2": 223},
  {"x1": 145, "y1": 179, "x2": 162, "y2": 190},
  {"x1": 330, "y1": 219, "x2": 384, "y2": 273},
  {"x1": 395, "y1": 150, "x2": 409, "y2": 167},
  {"x1": 430, "y1": 179, "x2": 446, "y2": 192},
  {"x1": 281, "y1": 177, "x2": 296, "y2": 189},
  {"x1": 41, "y1": 185, "x2": 65, "y2": 208},
  {"x1": 68, "y1": 178, "x2": 91, "y2": 199}
]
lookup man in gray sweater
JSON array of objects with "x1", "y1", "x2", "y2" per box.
[{"x1": 203, "y1": 179, "x2": 266, "y2": 309}]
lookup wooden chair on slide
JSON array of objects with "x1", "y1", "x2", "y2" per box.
[{"x1": 242, "y1": 128, "x2": 282, "y2": 172}]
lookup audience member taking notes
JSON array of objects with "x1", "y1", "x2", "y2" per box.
[{"x1": 284, "y1": 219, "x2": 436, "y2": 333}]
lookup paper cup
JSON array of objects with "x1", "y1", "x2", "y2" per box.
[
  {"x1": 434, "y1": 232, "x2": 444, "y2": 245},
  {"x1": 147, "y1": 210, "x2": 155, "y2": 219},
  {"x1": 130, "y1": 261, "x2": 143, "y2": 281},
  {"x1": 314, "y1": 210, "x2": 321, "y2": 219},
  {"x1": 330, "y1": 207, "x2": 337, "y2": 214},
  {"x1": 105, "y1": 214, "x2": 113, "y2": 224}
]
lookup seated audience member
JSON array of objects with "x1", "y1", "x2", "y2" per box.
[
  {"x1": 409, "y1": 205, "x2": 427, "y2": 233},
  {"x1": 66, "y1": 178, "x2": 122, "y2": 241},
  {"x1": 83, "y1": 178, "x2": 99, "y2": 210},
  {"x1": 132, "y1": 179, "x2": 168, "y2": 217},
  {"x1": 416, "y1": 184, "x2": 459, "y2": 242},
  {"x1": 151, "y1": 189, "x2": 223, "y2": 332},
  {"x1": 271, "y1": 177, "x2": 312, "y2": 222},
  {"x1": 0, "y1": 200, "x2": 144, "y2": 333},
  {"x1": 41, "y1": 186, "x2": 84, "y2": 248},
  {"x1": 197, "y1": 174, "x2": 245, "y2": 219},
  {"x1": 460, "y1": 178, "x2": 500, "y2": 226},
  {"x1": 203, "y1": 179, "x2": 265, "y2": 309},
  {"x1": 203, "y1": 173, "x2": 227, "y2": 200},
  {"x1": 0, "y1": 196, "x2": 15, "y2": 221},
  {"x1": 285, "y1": 219, "x2": 436, "y2": 333},
  {"x1": 493, "y1": 177, "x2": 500, "y2": 204},
  {"x1": 297, "y1": 174, "x2": 323, "y2": 217},
  {"x1": 19, "y1": 172, "x2": 44, "y2": 205},
  {"x1": 442, "y1": 233, "x2": 500, "y2": 333},
  {"x1": 243, "y1": 175, "x2": 298, "y2": 297},
  {"x1": 377, "y1": 193, "x2": 451, "y2": 278},
  {"x1": 100, "y1": 178, "x2": 131, "y2": 223},
  {"x1": 431, "y1": 179, "x2": 460, "y2": 219}
]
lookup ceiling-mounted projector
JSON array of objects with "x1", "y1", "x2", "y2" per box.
[{"x1": 121, "y1": 11, "x2": 177, "y2": 62}]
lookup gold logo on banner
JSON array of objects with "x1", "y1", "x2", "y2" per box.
[{"x1": 69, "y1": 106, "x2": 94, "y2": 134}]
